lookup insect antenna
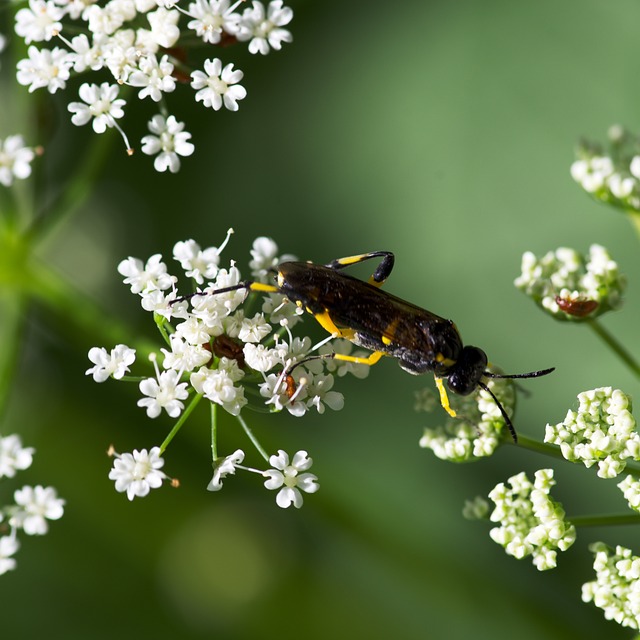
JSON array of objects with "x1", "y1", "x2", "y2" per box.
[
  {"x1": 477, "y1": 380, "x2": 518, "y2": 444},
  {"x1": 483, "y1": 367, "x2": 555, "y2": 380}
]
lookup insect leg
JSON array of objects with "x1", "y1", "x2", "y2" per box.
[
  {"x1": 324, "y1": 251, "x2": 395, "y2": 288},
  {"x1": 434, "y1": 377, "x2": 457, "y2": 418},
  {"x1": 172, "y1": 280, "x2": 280, "y2": 304},
  {"x1": 287, "y1": 350, "x2": 386, "y2": 377}
]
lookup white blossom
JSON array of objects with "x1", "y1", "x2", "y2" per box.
[
  {"x1": 141, "y1": 114, "x2": 194, "y2": 173},
  {"x1": 191, "y1": 57, "x2": 247, "y2": 111}
]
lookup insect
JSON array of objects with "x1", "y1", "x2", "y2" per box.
[{"x1": 192, "y1": 251, "x2": 554, "y2": 443}]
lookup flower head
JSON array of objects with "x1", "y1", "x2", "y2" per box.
[
  {"x1": 141, "y1": 114, "x2": 194, "y2": 173},
  {"x1": 582, "y1": 543, "x2": 640, "y2": 629},
  {"x1": 0, "y1": 434, "x2": 34, "y2": 479},
  {"x1": 263, "y1": 450, "x2": 319, "y2": 508},
  {"x1": 545, "y1": 387, "x2": 638, "y2": 478},
  {"x1": 515, "y1": 245, "x2": 625, "y2": 321},
  {"x1": 191, "y1": 57, "x2": 247, "y2": 111},
  {"x1": 237, "y1": 0, "x2": 293, "y2": 55},
  {"x1": 0, "y1": 533, "x2": 20, "y2": 576},
  {"x1": 108, "y1": 446, "x2": 168, "y2": 500},
  {"x1": 10, "y1": 485, "x2": 65, "y2": 535},
  {"x1": 207, "y1": 449, "x2": 245, "y2": 491},
  {"x1": 488, "y1": 469, "x2": 576, "y2": 571},
  {"x1": 0, "y1": 135, "x2": 37, "y2": 187},
  {"x1": 68, "y1": 82, "x2": 126, "y2": 134},
  {"x1": 419, "y1": 372, "x2": 515, "y2": 462},
  {"x1": 86, "y1": 344, "x2": 136, "y2": 382}
]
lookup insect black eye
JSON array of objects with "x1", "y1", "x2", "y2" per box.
[{"x1": 447, "y1": 346, "x2": 488, "y2": 396}]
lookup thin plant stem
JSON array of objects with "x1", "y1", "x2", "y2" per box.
[
  {"x1": 0, "y1": 292, "x2": 28, "y2": 421},
  {"x1": 159, "y1": 393, "x2": 203, "y2": 454},
  {"x1": 570, "y1": 513, "x2": 640, "y2": 527},
  {"x1": 236, "y1": 412, "x2": 269, "y2": 462},
  {"x1": 587, "y1": 319, "x2": 640, "y2": 380},
  {"x1": 511, "y1": 434, "x2": 567, "y2": 460},
  {"x1": 211, "y1": 402, "x2": 218, "y2": 461}
]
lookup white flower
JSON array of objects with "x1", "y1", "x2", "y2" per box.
[
  {"x1": 118, "y1": 253, "x2": 174, "y2": 294},
  {"x1": 305, "y1": 373, "x2": 344, "y2": 413},
  {"x1": 16, "y1": 45, "x2": 72, "y2": 93},
  {"x1": 129, "y1": 54, "x2": 176, "y2": 102},
  {"x1": 263, "y1": 450, "x2": 319, "y2": 508},
  {"x1": 138, "y1": 367, "x2": 190, "y2": 418},
  {"x1": 68, "y1": 82, "x2": 126, "y2": 134},
  {"x1": 160, "y1": 334, "x2": 211, "y2": 372},
  {"x1": 86, "y1": 344, "x2": 136, "y2": 382},
  {"x1": 207, "y1": 449, "x2": 244, "y2": 491},
  {"x1": 191, "y1": 57, "x2": 247, "y2": 111},
  {"x1": 237, "y1": 0, "x2": 293, "y2": 55},
  {"x1": 488, "y1": 469, "x2": 575, "y2": 570},
  {"x1": 172, "y1": 239, "x2": 222, "y2": 285},
  {"x1": 190, "y1": 359, "x2": 247, "y2": 416},
  {"x1": 10, "y1": 485, "x2": 65, "y2": 535},
  {"x1": 0, "y1": 533, "x2": 20, "y2": 576},
  {"x1": 147, "y1": 6, "x2": 180, "y2": 48},
  {"x1": 187, "y1": 0, "x2": 241, "y2": 43},
  {"x1": 15, "y1": 0, "x2": 64, "y2": 44},
  {"x1": 243, "y1": 343, "x2": 280, "y2": 372},
  {"x1": 583, "y1": 543, "x2": 640, "y2": 629},
  {"x1": 0, "y1": 434, "x2": 35, "y2": 478},
  {"x1": 545, "y1": 387, "x2": 638, "y2": 478},
  {"x1": 141, "y1": 114, "x2": 194, "y2": 173},
  {"x1": 0, "y1": 135, "x2": 36, "y2": 187},
  {"x1": 66, "y1": 33, "x2": 104, "y2": 73},
  {"x1": 108, "y1": 447, "x2": 167, "y2": 500}
]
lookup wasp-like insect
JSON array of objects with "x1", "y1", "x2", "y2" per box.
[{"x1": 190, "y1": 251, "x2": 554, "y2": 442}]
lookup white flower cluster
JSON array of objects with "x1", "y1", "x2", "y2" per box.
[
  {"x1": 0, "y1": 135, "x2": 38, "y2": 187},
  {"x1": 571, "y1": 125, "x2": 640, "y2": 212},
  {"x1": 0, "y1": 434, "x2": 65, "y2": 575},
  {"x1": 11, "y1": 0, "x2": 293, "y2": 172},
  {"x1": 514, "y1": 245, "x2": 625, "y2": 321},
  {"x1": 89, "y1": 233, "x2": 367, "y2": 505},
  {"x1": 545, "y1": 387, "x2": 638, "y2": 479},
  {"x1": 582, "y1": 542, "x2": 640, "y2": 630},
  {"x1": 488, "y1": 469, "x2": 576, "y2": 571},
  {"x1": 418, "y1": 373, "x2": 515, "y2": 462}
]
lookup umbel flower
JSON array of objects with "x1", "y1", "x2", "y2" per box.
[
  {"x1": 570, "y1": 125, "x2": 640, "y2": 213},
  {"x1": 418, "y1": 370, "x2": 516, "y2": 462},
  {"x1": 11, "y1": 0, "x2": 294, "y2": 172},
  {"x1": 89, "y1": 233, "x2": 368, "y2": 505},
  {"x1": 545, "y1": 387, "x2": 638, "y2": 479},
  {"x1": 583, "y1": 543, "x2": 640, "y2": 630},
  {"x1": 488, "y1": 469, "x2": 576, "y2": 571},
  {"x1": 515, "y1": 245, "x2": 625, "y2": 322},
  {"x1": 0, "y1": 434, "x2": 65, "y2": 575}
]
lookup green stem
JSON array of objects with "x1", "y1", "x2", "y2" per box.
[
  {"x1": 236, "y1": 412, "x2": 269, "y2": 462},
  {"x1": 0, "y1": 292, "x2": 28, "y2": 421},
  {"x1": 210, "y1": 402, "x2": 218, "y2": 461},
  {"x1": 570, "y1": 513, "x2": 640, "y2": 527},
  {"x1": 512, "y1": 434, "x2": 567, "y2": 461},
  {"x1": 159, "y1": 393, "x2": 203, "y2": 454},
  {"x1": 587, "y1": 319, "x2": 640, "y2": 380}
]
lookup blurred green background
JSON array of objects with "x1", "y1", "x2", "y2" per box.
[{"x1": 2, "y1": 0, "x2": 640, "y2": 638}]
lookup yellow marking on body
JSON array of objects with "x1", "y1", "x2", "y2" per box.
[
  {"x1": 435, "y1": 353, "x2": 456, "y2": 367},
  {"x1": 381, "y1": 317, "x2": 401, "y2": 345},
  {"x1": 250, "y1": 282, "x2": 280, "y2": 293},
  {"x1": 367, "y1": 276, "x2": 384, "y2": 288},
  {"x1": 435, "y1": 376, "x2": 457, "y2": 418}
]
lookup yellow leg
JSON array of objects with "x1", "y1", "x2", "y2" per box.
[
  {"x1": 333, "y1": 351, "x2": 385, "y2": 366},
  {"x1": 435, "y1": 376, "x2": 457, "y2": 418},
  {"x1": 325, "y1": 251, "x2": 395, "y2": 288}
]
